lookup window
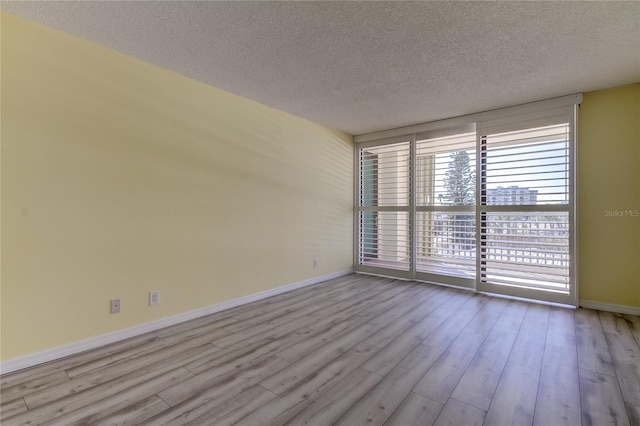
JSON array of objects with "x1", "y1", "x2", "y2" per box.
[
  {"x1": 358, "y1": 140, "x2": 411, "y2": 274},
  {"x1": 478, "y1": 117, "x2": 574, "y2": 300},
  {"x1": 415, "y1": 132, "x2": 476, "y2": 287},
  {"x1": 355, "y1": 96, "x2": 579, "y2": 305}
]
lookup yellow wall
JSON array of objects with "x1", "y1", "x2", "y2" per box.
[
  {"x1": 578, "y1": 83, "x2": 640, "y2": 308},
  {"x1": 1, "y1": 13, "x2": 353, "y2": 361}
]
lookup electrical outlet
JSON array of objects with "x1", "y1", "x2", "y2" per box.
[
  {"x1": 313, "y1": 259, "x2": 318, "y2": 268},
  {"x1": 110, "y1": 298, "x2": 121, "y2": 314},
  {"x1": 149, "y1": 291, "x2": 160, "y2": 306}
]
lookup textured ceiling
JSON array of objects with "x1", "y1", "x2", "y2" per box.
[{"x1": 3, "y1": 1, "x2": 639, "y2": 135}]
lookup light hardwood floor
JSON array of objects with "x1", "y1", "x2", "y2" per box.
[{"x1": 1, "y1": 274, "x2": 639, "y2": 425}]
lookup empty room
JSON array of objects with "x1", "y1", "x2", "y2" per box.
[{"x1": 1, "y1": 1, "x2": 639, "y2": 425}]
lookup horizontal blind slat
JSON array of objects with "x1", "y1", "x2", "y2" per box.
[{"x1": 480, "y1": 107, "x2": 571, "y2": 298}]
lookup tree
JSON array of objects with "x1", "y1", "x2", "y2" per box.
[
  {"x1": 443, "y1": 151, "x2": 475, "y2": 206},
  {"x1": 443, "y1": 151, "x2": 475, "y2": 250}
]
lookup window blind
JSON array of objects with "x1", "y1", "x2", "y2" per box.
[
  {"x1": 479, "y1": 122, "x2": 571, "y2": 293},
  {"x1": 354, "y1": 96, "x2": 578, "y2": 305},
  {"x1": 358, "y1": 141, "x2": 411, "y2": 272},
  {"x1": 415, "y1": 132, "x2": 476, "y2": 279}
]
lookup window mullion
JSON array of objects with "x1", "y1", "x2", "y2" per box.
[{"x1": 410, "y1": 134, "x2": 417, "y2": 278}]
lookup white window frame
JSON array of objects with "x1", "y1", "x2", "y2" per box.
[
  {"x1": 354, "y1": 94, "x2": 580, "y2": 306},
  {"x1": 355, "y1": 135, "x2": 414, "y2": 280},
  {"x1": 475, "y1": 105, "x2": 578, "y2": 305}
]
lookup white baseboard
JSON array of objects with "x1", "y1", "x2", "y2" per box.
[
  {"x1": 579, "y1": 299, "x2": 640, "y2": 316},
  {"x1": 0, "y1": 269, "x2": 353, "y2": 375}
]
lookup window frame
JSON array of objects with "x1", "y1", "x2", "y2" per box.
[
  {"x1": 354, "y1": 95, "x2": 580, "y2": 306},
  {"x1": 355, "y1": 135, "x2": 414, "y2": 280},
  {"x1": 475, "y1": 106, "x2": 578, "y2": 305}
]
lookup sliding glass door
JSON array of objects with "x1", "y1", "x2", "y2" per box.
[
  {"x1": 477, "y1": 110, "x2": 576, "y2": 304},
  {"x1": 415, "y1": 131, "x2": 477, "y2": 288},
  {"x1": 355, "y1": 101, "x2": 578, "y2": 305}
]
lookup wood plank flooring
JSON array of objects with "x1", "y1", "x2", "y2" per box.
[{"x1": 1, "y1": 274, "x2": 639, "y2": 425}]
